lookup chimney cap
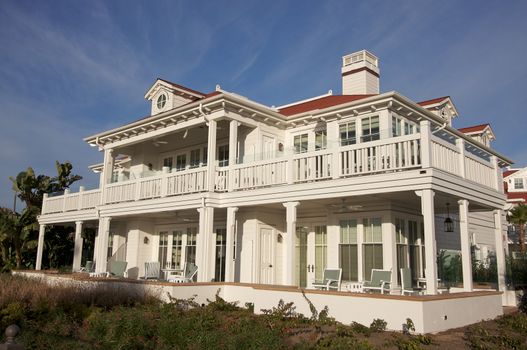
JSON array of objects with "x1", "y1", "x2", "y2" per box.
[{"x1": 342, "y1": 50, "x2": 379, "y2": 72}]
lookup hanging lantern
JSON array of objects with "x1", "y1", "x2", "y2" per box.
[{"x1": 444, "y1": 203, "x2": 454, "y2": 232}]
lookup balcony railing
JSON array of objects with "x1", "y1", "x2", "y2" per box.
[{"x1": 41, "y1": 124, "x2": 500, "y2": 215}]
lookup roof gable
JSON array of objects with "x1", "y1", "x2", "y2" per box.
[{"x1": 144, "y1": 78, "x2": 205, "y2": 101}]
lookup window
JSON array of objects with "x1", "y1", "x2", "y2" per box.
[
  {"x1": 157, "y1": 94, "x2": 167, "y2": 109},
  {"x1": 158, "y1": 232, "x2": 169, "y2": 268},
  {"x1": 392, "y1": 116, "x2": 402, "y2": 137},
  {"x1": 171, "y1": 231, "x2": 183, "y2": 269},
  {"x1": 203, "y1": 147, "x2": 208, "y2": 166},
  {"x1": 314, "y1": 226, "x2": 327, "y2": 281},
  {"x1": 176, "y1": 154, "x2": 186, "y2": 171},
  {"x1": 163, "y1": 156, "x2": 173, "y2": 171},
  {"x1": 315, "y1": 130, "x2": 327, "y2": 150},
  {"x1": 294, "y1": 134, "x2": 308, "y2": 153},
  {"x1": 361, "y1": 116, "x2": 380, "y2": 142},
  {"x1": 340, "y1": 122, "x2": 356, "y2": 146},
  {"x1": 107, "y1": 232, "x2": 114, "y2": 259},
  {"x1": 514, "y1": 178, "x2": 524, "y2": 190},
  {"x1": 218, "y1": 145, "x2": 229, "y2": 166},
  {"x1": 190, "y1": 149, "x2": 200, "y2": 168},
  {"x1": 408, "y1": 220, "x2": 423, "y2": 280},
  {"x1": 363, "y1": 218, "x2": 383, "y2": 279},
  {"x1": 395, "y1": 218, "x2": 408, "y2": 284},
  {"x1": 215, "y1": 228, "x2": 227, "y2": 282},
  {"x1": 186, "y1": 227, "x2": 198, "y2": 265},
  {"x1": 339, "y1": 220, "x2": 358, "y2": 281}
]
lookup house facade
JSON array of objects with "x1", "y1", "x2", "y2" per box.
[{"x1": 37, "y1": 50, "x2": 512, "y2": 297}]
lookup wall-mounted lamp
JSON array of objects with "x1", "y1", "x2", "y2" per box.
[{"x1": 144, "y1": 237, "x2": 150, "y2": 245}]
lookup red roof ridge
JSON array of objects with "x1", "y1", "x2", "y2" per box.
[
  {"x1": 278, "y1": 94, "x2": 375, "y2": 117},
  {"x1": 156, "y1": 78, "x2": 206, "y2": 98},
  {"x1": 417, "y1": 96, "x2": 450, "y2": 106},
  {"x1": 458, "y1": 123, "x2": 491, "y2": 133}
]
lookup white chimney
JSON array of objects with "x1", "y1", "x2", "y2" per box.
[{"x1": 341, "y1": 50, "x2": 380, "y2": 95}]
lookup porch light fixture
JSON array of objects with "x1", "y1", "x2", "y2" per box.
[{"x1": 444, "y1": 203, "x2": 454, "y2": 233}]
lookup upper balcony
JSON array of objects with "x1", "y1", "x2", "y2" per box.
[{"x1": 41, "y1": 120, "x2": 504, "y2": 217}]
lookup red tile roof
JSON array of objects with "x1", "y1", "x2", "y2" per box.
[
  {"x1": 458, "y1": 124, "x2": 490, "y2": 134},
  {"x1": 506, "y1": 192, "x2": 527, "y2": 203},
  {"x1": 417, "y1": 96, "x2": 450, "y2": 106},
  {"x1": 278, "y1": 95, "x2": 375, "y2": 117},
  {"x1": 504, "y1": 169, "x2": 520, "y2": 178},
  {"x1": 157, "y1": 78, "x2": 205, "y2": 98}
]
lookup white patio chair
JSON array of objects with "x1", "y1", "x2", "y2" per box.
[
  {"x1": 167, "y1": 263, "x2": 198, "y2": 283},
  {"x1": 362, "y1": 269, "x2": 391, "y2": 294},
  {"x1": 142, "y1": 261, "x2": 160, "y2": 280}
]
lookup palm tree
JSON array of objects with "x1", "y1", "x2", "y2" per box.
[
  {"x1": 0, "y1": 207, "x2": 38, "y2": 268},
  {"x1": 508, "y1": 204, "x2": 527, "y2": 253}
]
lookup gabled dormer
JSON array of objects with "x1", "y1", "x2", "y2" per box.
[
  {"x1": 458, "y1": 123, "x2": 496, "y2": 147},
  {"x1": 144, "y1": 78, "x2": 205, "y2": 115},
  {"x1": 417, "y1": 96, "x2": 458, "y2": 126}
]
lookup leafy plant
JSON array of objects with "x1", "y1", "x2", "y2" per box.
[{"x1": 369, "y1": 318, "x2": 387, "y2": 332}]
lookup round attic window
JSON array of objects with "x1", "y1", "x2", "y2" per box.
[{"x1": 157, "y1": 94, "x2": 167, "y2": 109}]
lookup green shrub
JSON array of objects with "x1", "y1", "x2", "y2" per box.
[{"x1": 369, "y1": 318, "x2": 387, "y2": 332}]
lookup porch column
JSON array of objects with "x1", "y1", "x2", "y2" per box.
[
  {"x1": 100, "y1": 148, "x2": 114, "y2": 204},
  {"x1": 95, "y1": 217, "x2": 111, "y2": 273},
  {"x1": 35, "y1": 224, "x2": 46, "y2": 270},
  {"x1": 72, "y1": 221, "x2": 84, "y2": 272},
  {"x1": 206, "y1": 119, "x2": 217, "y2": 191},
  {"x1": 283, "y1": 201, "x2": 299, "y2": 286},
  {"x1": 228, "y1": 120, "x2": 239, "y2": 191},
  {"x1": 383, "y1": 216, "x2": 398, "y2": 287},
  {"x1": 458, "y1": 199, "x2": 473, "y2": 291},
  {"x1": 225, "y1": 207, "x2": 238, "y2": 282},
  {"x1": 418, "y1": 189, "x2": 438, "y2": 294},
  {"x1": 197, "y1": 206, "x2": 215, "y2": 282},
  {"x1": 494, "y1": 209, "x2": 507, "y2": 292}
]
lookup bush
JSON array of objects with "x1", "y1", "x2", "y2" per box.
[{"x1": 369, "y1": 318, "x2": 387, "y2": 332}]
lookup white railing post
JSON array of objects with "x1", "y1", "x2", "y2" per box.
[
  {"x1": 207, "y1": 119, "x2": 217, "y2": 192},
  {"x1": 286, "y1": 155, "x2": 294, "y2": 184},
  {"x1": 228, "y1": 120, "x2": 239, "y2": 192},
  {"x1": 62, "y1": 189, "x2": 70, "y2": 212},
  {"x1": 42, "y1": 193, "x2": 48, "y2": 215},
  {"x1": 456, "y1": 138, "x2": 466, "y2": 179},
  {"x1": 78, "y1": 186, "x2": 85, "y2": 210},
  {"x1": 134, "y1": 179, "x2": 141, "y2": 201},
  {"x1": 161, "y1": 167, "x2": 169, "y2": 197},
  {"x1": 491, "y1": 155, "x2": 501, "y2": 191},
  {"x1": 419, "y1": 120, "x2": 431, "y2": 168}
]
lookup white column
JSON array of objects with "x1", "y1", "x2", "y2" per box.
[
  {"x1": 207, "y1": 119, "x2": 217, "y2": 191},
  {"x1": 72, "y1": 221, "x2": 84, "y2": 272},
  {"x1": 419, "y1": 120, "x2": 432, "y2": 168},
  {"x1": 197, "y1": 206, "x2": 215, "y2": 282},
  {"x1": 228, "y1": 120, "x2": 239, "y2": 191},
  {"x1": 95, "y1": 217, "x2": 111, "y2": 273},
  {"x1": 494, "y1": 209, "x2": 507, "y2": 292},
  {"x1": 458, "y1": 199, "x2": 473, "y2": 291},
  {"x1": 225, "y1": 207, "x2": 238, "y2": 282},
  {"x1": 383, "y1": 215, "x2": 398, "y2": 287},
  {"x1": 283, "y1": 201, "x2": 299, "y2": 285},
  {"x1": 35, "y1": 224, "x2": 46, "y2": 270},
  {"x1": 100, "y1": 148, "x2": 114, "y2": 204},
  {"x1": 418, "y1": 189, "x2": 438, "y2": 294},
  {"x1": 456, "y1": 139, "x2": 466, "y2": 179}
]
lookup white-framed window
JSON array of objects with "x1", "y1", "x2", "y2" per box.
[
  {"x1": 171, "y1": 230, "x2": 183, "y2": 269},
  {"x1": 157, "y1": 94, "x2": 167, "y2": 109},
  {"x1": 392, "y1": 116, "x2": 402, "y2": 137},
  {"x1": 215, "y1": 228, "x2": 227, "y2": 282},
  {"x1": 175, "y1": 154, "x2": 186, "y2": 171},
  {"x1": 107, "y1": 232, "x2": 114, "y2": 259},
  {"x1": 218, "y1": 145, "x2": 229, "y2": 167},
  {"x1": 314, "y1": 225, "x2": 327, "y2": 281},
  {"x1": 408, "y1": 220, "x2": 424, "y2": 280},
  {"x1": 339, "y1": 219, "x2": 358, "y2": 281},
  {"x1": 163, "y1": 156, "x2": 173, "y2": 171},
  {"x1": 340, "y1": 121, "x2": 356, "y2": 146},
  {"x1": 363, "y1": 217, "x2": 383, "y2": 279},
  {"x1": 158, "y1": 231, "x2": 169, "y2": 268},
  {"x1": 203, "y1": 147, "x2": 208, "y2": 166},
  {"x1": 514, "y1": 178, "x2": 524, "y2": 190},
  {"x1": 395, "y1": 218, "x2": 408, "y2": 284},
  {"x1": 186, "y1": 227, "x2": 198, "y2": 265},
  {"x1": 189, "y1": 149, "x2": 200, "y2": 169},
  {"x1": 294, "y1": 133, "x2": 309, "y2": 153},
  {"x1": 315, "y1": 129, "x2": 327, "y2": 150},
  {"x1": 361, "y1": 116, "x2": 380, "y2": 142},
  {"x1": 157, "y1": 227, "x2": 198, "y2": 270}
]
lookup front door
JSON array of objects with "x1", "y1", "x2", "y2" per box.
[
  {"x1": 259, "y1": 227, "x2": 275, "y2": 284},
  {"x1": 295, "y1": 225, "x2": 327, "y2": 288}
]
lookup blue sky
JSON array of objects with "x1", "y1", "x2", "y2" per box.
[{"x1": 1, "y1": 0, "x2": 526, "y2": 209}]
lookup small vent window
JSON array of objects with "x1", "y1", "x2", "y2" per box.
[{"x1": 157, "y1": 94, "x2": 167, "y2": 109}]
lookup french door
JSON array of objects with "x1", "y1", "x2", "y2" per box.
[
  {"x1": 295, "y1": 225, "x2": 327, "y2": 288},
  {"x1": 259, "y1": 227, "x2": 275, "y2": 284}
]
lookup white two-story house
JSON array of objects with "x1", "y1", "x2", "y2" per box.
[{"x1": 36, "y1": 50, "x2": 512, "y2": 298}]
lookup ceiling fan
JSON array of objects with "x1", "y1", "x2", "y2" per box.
[
  {"x1": 330, "y1": 198, "x2": 363, "y2": 213},
  {"x1": 152, "y1": 138, "x2": 168, "y2": 147},
  {"x1": 174, "y1": 212, "x2": 194, "y2": 223}
]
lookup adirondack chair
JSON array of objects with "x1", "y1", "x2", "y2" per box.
[
  {"x1": 167, "y1": 263, "x2": 198, "y2": 283},
  {"x1": 312, "y1": 268, "x2": 342, "y2": 291},
  {"x1": 80, "y1": 261, "x2": 95, "y2": 273},
  {"x1": 142, "y1": 261, "x2": 160, "y2": 280},
  {"x1": 106, "y1": 260, "x2": 128, "y2": 278},
  {"x1": 362, "y1": 269, "x2": 391, "y2": 294},
  {"x1": 400, "y1": 267, "x2": 420, "y2": 295}
]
